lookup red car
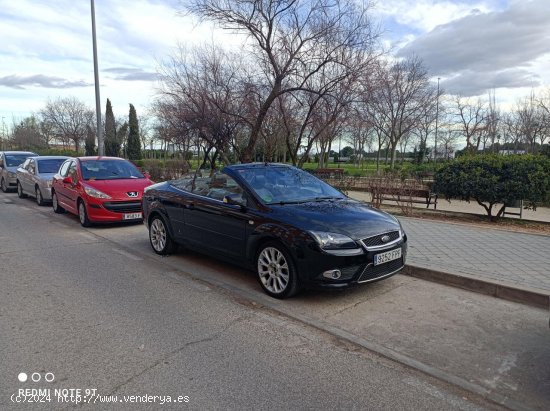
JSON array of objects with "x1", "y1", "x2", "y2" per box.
[{"x1": 51, "y1": 156, "x2": 154, "y2": 227}]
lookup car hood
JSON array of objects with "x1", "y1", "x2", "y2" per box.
[
  {"x1": 82, "y1": 179, "x2": 153, "y2": 199},
  {"x1": 269, "y1": 199, "x2": 401, "y2": 240}
]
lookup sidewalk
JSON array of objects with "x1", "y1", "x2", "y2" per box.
[{"x1": 348, "y1": 191, "x2": 550, "y2": 308}]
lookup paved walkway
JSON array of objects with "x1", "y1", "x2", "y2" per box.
[
  {"x1": 348, "y1": 191, "x2": 550, "y2": 297},
  {"x1": 400, "y1": 217, "x2": 550, "y2": 293}
]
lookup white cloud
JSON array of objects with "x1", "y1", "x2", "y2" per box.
[{"x1": 394, "y1": 0, "x2": 550, "y2": 100}]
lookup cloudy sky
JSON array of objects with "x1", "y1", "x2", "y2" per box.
[{"x1": 0, "y1": 0, "x2": 549, "y2": 132}]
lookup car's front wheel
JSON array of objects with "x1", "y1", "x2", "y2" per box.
[
  {"x1": 256, "y1": 242, "x2": 299, "y2": 299},
  {"x1": 149, "y1": 215, "x2": 176, "y2": 255},
  {"x1": 78, "y1": 200, "x2": 92, "y2": 227},
  {"x1": 17, "y1": 181, "x2": 27, "y2": 198},
  {"x1": 35, "y1": 187, "x2": 45, "y2": 206},
  {"x1": 1, "y1": 177, "x2": 8, "y2": 193},
  {"x1": 52, "y1": 191, "x2": 65, "y2": 214}
]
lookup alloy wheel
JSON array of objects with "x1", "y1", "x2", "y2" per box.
[
  {"x1": 36, "y1": 188, "x2": 43, "y2": 205},
  {"x1": 257, "y1": 247, "x2": 290, "y2": 294},
  {"x1": 150, "y1": 218, "x2": 167, "y2": 252}
]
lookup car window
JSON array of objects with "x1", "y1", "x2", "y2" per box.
[
  {"x1": 5, "y1": 154, "x2": 31, "y2": 167},
  {"x1": 170, "y1": 172, "x2": 245, "y2": 203},
  {"x1": 28, "y1": 160, "x2": 36, "y2": 175},
  {"x1": 80, "y1": 159, "x2": 144, "y2": 180},
  {"x1": 68, "y1": 161, "x2": 78, "y2": 181},
  {"x1": 37, "y1": 159, "x2": 66, "y2": 174},
  {"x1": 59, "y1": 160, "x2": 71, "y2": 177},
  {"x1": 237, "y1": 166, "x2": 344, "y2": 204}
]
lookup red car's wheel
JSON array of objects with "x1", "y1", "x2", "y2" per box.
[
  {"x1": 52, "y1": 191, "x2": 65, "y2": 214},
  {"x1": 78, "y1": 200, "x2": 92, "y2": 227}
]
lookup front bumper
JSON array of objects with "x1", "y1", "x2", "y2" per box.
[
  {"x1": 296, "y1": 239, "x2": 408, "y2": 290},
  {"x1": 85, "y1": 198, "x2": 144, "y2": 223},
  {"x1": 7, "y1": 174, "x2": 17, "y2": 188}
]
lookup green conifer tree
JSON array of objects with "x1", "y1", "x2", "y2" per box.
[{"x1": 127, "y1": 104, "x2": 141, "y2": 160}]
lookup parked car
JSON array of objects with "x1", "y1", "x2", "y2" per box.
[
  {"x1": 51, "y1": 156, "x2": 154, "y2": 227},
  {"x1": 142, "y1": 163, "x2": 407, "y2": 298},
  {"x1": 0, "y1": 151, "x2": 38, "y2": 192},
  {"x1": 16, "y1": 156, "x2": 70, "y2": 205}
]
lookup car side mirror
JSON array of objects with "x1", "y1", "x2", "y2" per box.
[
  {"x1": 62, "y1": 176, "x2": 73, "y2": 185},
  {"x1": 223, "y1": 194, "x2": 246, "y2": 209}
]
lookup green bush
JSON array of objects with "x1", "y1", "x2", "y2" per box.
[{"x1": 433, "y1": 154, "x2": 550, "y2": 220}]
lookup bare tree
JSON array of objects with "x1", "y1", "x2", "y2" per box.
[
  {"x1": 11, "y1": 116, "x2": 46, "y2": 150},
  {"x1": 513, "y1": 91, "x2": 548, "y2": 152},
  {"x1": 453, "y1": 95, "x2": 487, "y2": 153},
  {"x1": 438, "y1": 129, "x2": 458, "y2": 160},
  {"x1": 480, "y1": 90, "x2": 501, "y2": 152},
  {"x1": 183, "y1": 0, "x2": 379, "y2": 162},
  {"x1": 156, "y1": 44, "x2": 251, "y2": 169},
  {"x1": 40, "y1": 97, "x2": 94, "y2": 152},
  {"x1": 364, "y1": 56, "x2": 436, "y2": 168}
]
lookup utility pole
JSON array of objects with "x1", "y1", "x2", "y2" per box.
[
  {"x1": 1, "y1": 117, "x2": 6, "y2": 150},
  {"x1": 434, "y1": 77, "x2": 440, "y2": 162},
  {"x1": 91, "y1": 0, "x2": 103, "y2": 156}
]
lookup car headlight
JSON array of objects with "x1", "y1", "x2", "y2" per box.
[
  {"x1": 398, "y1": 221, "x2": 406, "y2": 238},
  {"x1": 83, "y1": 185, "x2": 111, "y2": 199},
  {"x1": 309, "y1": 231, "x2": 364, "y2": 256},
  {"x1": 8, "y1": 171, "x2": 16, "y2": 178},
  {"x1": 46, "y1": 180, "x2": 53, "y2": 188}
]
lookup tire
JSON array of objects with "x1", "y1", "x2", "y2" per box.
[
  {"x1": 149, "y1": 215, "x2": 176, "y2": 255},
  {"x1": 256, "y1": 241, "x2": 299, "y2": 299},
  {"x1": 1, "y1": 178, "x2": 8, "y2": 193},
  {"x1": 17, "y1": 181, "x2": 27, "y2": 198},
  {"x1": 35, "y1": 187, "x2": 45, "y2": 206},
  {"x1": 52, "y1": 191, "x2": 65, "y2": 214},
  {"x1": 78, "y1": 200, "x2": 92, "y2": 227}
]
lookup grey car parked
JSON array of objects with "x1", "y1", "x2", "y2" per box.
[
  {"x1": 0, "y1": 151, "x2": 38, "y2": 192},
  {"x1": 16, "y1": 156, "x2": 70, "y2": 205}
]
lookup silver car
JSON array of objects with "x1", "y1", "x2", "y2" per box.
[
  {"x1": 16, "y1": 156, "x2": 69, "y2": 205},
  {"x1": 0, "y1": 151, "x2": 38, "y2": 192}
]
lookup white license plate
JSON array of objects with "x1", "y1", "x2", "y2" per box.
[
  {"x1": 374, "y1": 248, "x2": 402, "y2": 266},
  {"x1": 123, "y1": 212, "x2": 142, "y2": 220}
]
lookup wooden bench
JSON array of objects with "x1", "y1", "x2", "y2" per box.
[
  {"x1": 371, "y1": 186, "x2": 438, "y2": 209},
  {"x1": 313, "y1": 168, "x2": 345, "y2": 178}
]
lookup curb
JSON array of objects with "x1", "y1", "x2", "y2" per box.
[{"x1": 403, "y1": 265, "x2": 550, "y2": 310}]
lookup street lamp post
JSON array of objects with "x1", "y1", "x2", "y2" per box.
[
  {"x1": 434, "y1": 77, "x2": 440, "y2": 162},
  {"x1": 91, "y1": 0, "x2": 104, "y2": 156}
]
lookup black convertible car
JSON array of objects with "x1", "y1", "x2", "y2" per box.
[{"x1": 142, "y1": 163, "x2": 407, "y2": 298}]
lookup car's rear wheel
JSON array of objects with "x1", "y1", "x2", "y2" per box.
[
  {"x1": 256, "y1": 242, "x2": 299, "y2": 299},
  {"x1": 52, "y1": 191, "x2": 65, "y2": 214},
  {"x1": 1, "y1": 178, "x2": 9, "y2": 193},
  {"x1": 17, "y1": 181, "x2": 27, "y2": 198},
  {"x1": 149, "y1": 215, "x2": 176, "y2": 255},
  {"x1": 78, "y1": 200, "x2": 92, "y2": 227},
  {"x1": 35, "y1": 187, "x2": 45, "y2": 206}
]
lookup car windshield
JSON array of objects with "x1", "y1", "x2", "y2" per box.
[
  {"x1": 6, "y1": 155, "x2": 31, "y2": 167},
  {"x1": 237, "y1": 166, "x2": 345, "y2": 205},
  {"x1": 80, "y1": 160, "x2": 144, "y2": 180},
  {"x1": 37, "y1": 159, "x2": 66, "y2": 174}
]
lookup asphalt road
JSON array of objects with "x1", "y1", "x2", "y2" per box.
[{"x1": 0, "y1": 191, "x2": 526, "y2": 410}]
